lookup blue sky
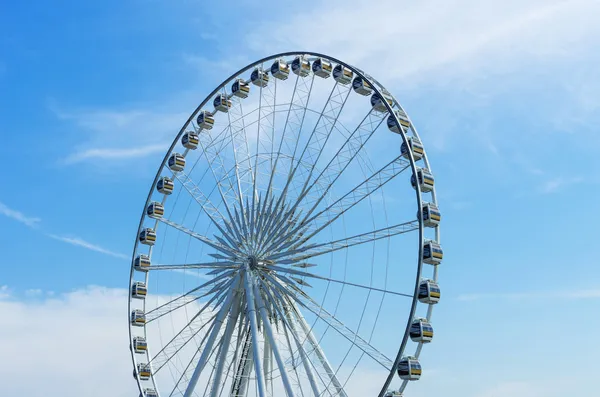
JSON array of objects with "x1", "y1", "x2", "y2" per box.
[{"x1": 1, "y1": 0, "x2": 600, "y2": 396}]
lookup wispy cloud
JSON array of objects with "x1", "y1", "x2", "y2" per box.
[
  {"x1": 64, "y1": 143, "x2": 168, "y2": 164},
  {"x1": 47, "y1": 234, "x2": 129, "y2": 260},
  {"x1": 0, "y1": 201, "x2": 41, "y2": 228},
  {"x1": 539, "y1": 176, "x2": 583, "y2": 194},
  {"x1": 49, "y1": 101, "x2": 189, "y2": 166},
  {"x1": 0, "y1": 285, "x2": 11, "y2": 300},
  {"x1": 458, "y1": 288, "x2": 600, "y2": 301}
]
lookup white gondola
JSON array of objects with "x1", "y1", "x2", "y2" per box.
[
  {"x1": 250, "y1": 68, "x2": 269, "y2": 87},
  {"x1": 401, "y1": 137, "x2": 424, "y2": 161},
  {"x1": 333, "y1": 64, "x2": 353, "y2": 84},
  {"x1": 136, "y1": 363, "x2": 151, "y2": 381},
  {"x1": 140, "y1": 389, "x2": 159, "y2": 397},
  {"x1": 132, "y1": 336, "x2": 147, "y2": 354},
  {"x1": 213, "y1": 94, "x2": 232, "y2": 112},
  {"x1": 409, "y1": 317, "x2": 434, "y2": 343},
  {"x1": 387, "y1": 109, "x2": 411, "y2": 133},
  {"x1": 384, "y1": 391, "x2": 402, "y2": 397},
  {"x1": 156, "y1": 176, "x2": 174, "y2": 195},
  {"x1": 146, "y1": 201, "x2": 164, "y2": 219},
  {"x1": 370, "y1": 92, "x2": 393, "y2": 111},
  {"x1": 312, "y1": 58, "x2": 332, "y2": 78},
  {"x1": 418, "y1": 279, "x2": 440, "y2": 304},
  {"x1": 410, "y1": 168, "x2": 434, "y2": 193},
  {"x1": 167, "y1": 153, "x2": 185, "y2": 172},
  {"x1": 139, "y1": 228, "x2": 156, "y2": 246},
  {"x1": 291, "y1": 56, "x2": 311, "y2": 77},
  {"x1": 231, "y1": 78, "x2": 250, "y2": 98},
  {"x1": 182, "y1": 131, "x2": 199, "y2": 150},
  {"x1": 270, "y1": 59, "x2": 290, "y2": 80},
  {"x1": 131, "y1": 309, "x2": 146, "y2": 326},
  {"x1": 423, "y1": 240, "x2": 443, "y2": 265},
  {"x1": 134, "y1": 254, "x2": 151, "y2": 272},
  {"x1": 397, "y1": 356, "x2": 421, "y2": 380},
  {"x1": 131, "y1": 281, "x2": 147, "y2": 299},
  {"x1": 420, "y1": 202, "x2": 440, "y2": 227},
  {"x1": 352, "y1": 76, "x2": 373, "y2": 96},
  {"x1": 196, "y1": 110, "x2": 214, "y2": 130}
]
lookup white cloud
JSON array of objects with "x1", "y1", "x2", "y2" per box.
[
  {"x1": 47, "y1": 234, "x2": 130, "y2": 260},
  {"x1": 64, "y1": 143, "x2": 168, "y2": 164},
  {"x1": 246, "y1": 0, "x2": 600, "y2": 85},
  {"x1": 49, "y1": 102, "x2": 190, "y2": 167},
  {"x1": 0, "y1": 286, "x2": 138, "y2": 397},
  {"x1": 0, "y1": 201, "x2": 41, "y2": 228},
  {"x1": 539, "y1": 176, "x2": 584, "y2": 194},
  {"x1": 0, "y1": 285, "x2": 11, "y2": 300},
  {"x1": 458, "y1": 288, "x2": 600, "y2": 301}
]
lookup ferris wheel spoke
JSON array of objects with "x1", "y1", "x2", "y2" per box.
[
  {"x1": 156, "y1": 216, "x2": 242, "y2": 258},
  {"x1": 146, "y1": 271, "x2": 234, "y2": 322},
  {"x1": 151, "y1": 292, "x2": 224, "y2": 373},
  {"x1": 251, "y1": 279, "x2": 296, "y2": 397},
  {"x1": 264, "y1": 73, "x2": 315, "y2": 217},
  {"x1": 171, "y1": 171, "x2": 241, "y2": 249},
  {"x1": 258, "y1": 278, "x2": 326, "y2": 396},
  {"x1": 264, "y1": 156, "x2": 410, "y2": 255},
  {"x1": 263, "y1": 82, "x2": 352, "y2": 247},
  {"x1": 259, "y1": 275, "x2": 346, "y2": 396},
  {"x1": 183, "y1": 273, "x2": 242, "y2": 397},
  {"x1": 265, "y1": 264, "x2": 414, "y2": 299},
  {"x1": 295, "y1": 109, "x2": 387, "y2": 219},
  {"x1": 146, "y1": 261, "x2": 237, "y2": 271},
  {"x1": 266, "y1": 219, "x2": 419, "y2": 263},
  {"x1": 264, "y1": 272, "x2": 393, "y2": 370},
  {"x1": 209, "y1": 291, "x2": 242, "y2": 397}
]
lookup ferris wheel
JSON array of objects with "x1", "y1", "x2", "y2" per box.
[{"x1": 128, "y1": 51, "x2": 443, "y2": 397}]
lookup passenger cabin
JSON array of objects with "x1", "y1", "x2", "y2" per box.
[
  {"x1": 401, "y1": 137, "x2": 424, "y2": 161},
  {"x1": 131, "y1": 281, "x2": 147, "y2": 299},
  {"x1": 146, "y1": 201, "x2": 164, "y2": 219},
  {"x1": 182, "y1": 131, "x2": 199, "y2": 150},
  {"x1": 136, "y1": 363, "x2": 151, "y2": 381},
  {"x1": 387, "y1": 109, "x2": 411, "y2": 133},
  {"x1": 139, "y1": 228, "x2": 156, "y2": 246},
  {"x1": 333, "y1": 64, "x2": 353, "y2": 84},
  {"x1": 410, "y1": 168, "x2": 434, "y2": 193},
  {"x1": 370, "y1": 92, "x2": 393, "y2": 112},
  {"x1": 397, "y1": 356, "x2": 421, "y2": 381},
  {"x1": 423, "y1": 240, "x2": 443, "y2": 265},
  {"x1": 168, "y1": 153, "x2": 186, "y2": 172},
  {"x1": 418, "y1": 279, "x2": 440, "y2": 304},
  {"x1": 131, "y1": 309, "x2": 146, "y2": 326},
  {"x1": 312, "y1": 58, "x2": 332, "y2": 78},
  {"x1": 409, "y1": 318, "x2": 434, "y2": 343},
  {"x1": 250, "y1": 68, "x2": 269, "y2": 87},
  {"x1": 157, "y1": 176, "x2": 174, "y2": 195},
  {"x1": 271, "y1": 59, "x2": 290, "y2": 80},
  {"x1": 421, "y1": 202, "x2": 440, "y2": 227},
  {"x1": 232, "y1": 79, "x2": 250, "y2": 98},
  {"x1": 140, "y1": 389, "x2": 159, "y2": 397},
  {"x1": 292, "y1": 56, "x2": 311, "y2": 77},
  {"x1": 352, "y1": 76, "x2": 373, "y2": 96},
  {"x1": 133, "y1": 336, "x2": 147, "y2": 354},
  {"x1": 213, "y1": 94, "x2": 232, "y2": 112},
  {"x1": 134, "y1": 254, "x2": 151, "y2": 272},
  {"x1": 197, "y1": 111, "x2": 215, "y2": 130}
]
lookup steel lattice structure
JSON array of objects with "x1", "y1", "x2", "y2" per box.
[{"x1": 128, "y1": 52, "x2": 443, "y2": 397}]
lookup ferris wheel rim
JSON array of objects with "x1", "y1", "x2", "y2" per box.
[{"x1": 127, "y1": 50, "x2": 441, "y2": 397}]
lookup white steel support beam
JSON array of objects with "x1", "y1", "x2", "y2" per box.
[{"x1": 183, "y1": 274, "x2": 241, "y2": 397}]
